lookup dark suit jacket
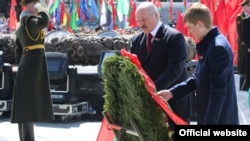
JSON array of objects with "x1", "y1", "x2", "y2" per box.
[
  {"x1": 130, "y1": 24, "x2": 190, "y2": 123},
  {"x1": 130, "y1": 24, "x2": 187, "y2": 91},
  {"x1": 170, "y1": 27, "x2": 239, "y2": 125}
]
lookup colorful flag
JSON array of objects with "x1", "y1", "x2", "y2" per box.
[
  {"x1": 79, "y1": 0, "x2": 89, "y2": 21},
  {"x1": 70, "y1": 0, "x2": 77, "y2": 31},
  {"x1": 88, "y1": 0, "x2": 99, "y2": 19},
  {"x1": 117, "y1": 0, "x2": 130, "y2": 22},
  {"x1": 108, "y1": 0, "x2": 117, "y2": 30},
  {"x1": 49, "y1": 0, "x2": 60, "y2": 14}
]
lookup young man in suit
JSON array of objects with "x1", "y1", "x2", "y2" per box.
[
  {"x1": 158, "y1": 3, "x2": 239, "y2": 125},
  {"x1": 130, "y1": 2, "x2": 191, "y2": 129}
]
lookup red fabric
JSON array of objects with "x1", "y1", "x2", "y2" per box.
[
  {"x1": 60, "y1": 1, "x2": 65, "y2": 24},
  {"x1": 169, "y1": 0, "x2": 173, "y2": 21},
  {"x1": 152, "y1": 0, "x2": 162, "y2": 9},
  {"x1": 216, "y1": 0, "x2": 227, "y2": 36},
  {"x1": 108, "y1": 0, "x2": 117, "y2": 30},
  {"x1": 128, "y1": 0, "x2": 137, "y2": 28},
  {"x1": 175, "y1": 11, "x2": 187, "y2": 36},
  {"x1": 9, "y1": 0, "x2": 17, "y2": 30},
  {"x1": 96, "y1": 49, "x2": 188, "y2": 141},
  {"x1": 96, "y1": 118, "x2": 115, "y2": 141},
  {"x1": 120, "y1": 49, "x2": 188, "y2": 125},
  {"x1": 207, "y1": 0, "x2": 217, "y2": 25},
  {"x1": 200, "y1": 0, "x2": 207, "y2": 5},
  {"x1": 227, "y1": 6, "x2": 242, "y2": 66}
]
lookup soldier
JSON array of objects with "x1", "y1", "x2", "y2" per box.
[
  {"x1": 236, "y1": 0, "x2": 250, "y2": 90},
  {"x1": 236, "y1": 0, "x2": 250, "y2": 75},
  {"x1": 10, "y1": 0, "x2": 54, "y2": 141},
  {"x1": 242, "y1": 2, "x2": 250, "y2": 91}
]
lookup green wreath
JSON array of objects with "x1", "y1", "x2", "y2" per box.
[{"x1": 102, "y1": 55, "x2": 170, "y2": 141}]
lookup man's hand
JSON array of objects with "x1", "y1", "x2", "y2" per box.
[{"x1": 157, "y1": 90, "x2": 173, "y2": 102}]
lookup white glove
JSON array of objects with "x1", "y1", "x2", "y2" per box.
[{"x1": 34, "y1": 3, "x2": 49, "y2": 16}]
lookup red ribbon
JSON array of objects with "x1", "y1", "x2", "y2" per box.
[{"x1": 121, "y1": 49, "x2": 188, "y2": 125}]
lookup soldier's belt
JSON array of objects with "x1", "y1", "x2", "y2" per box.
[{"x1": 24, "y1": 45, "x2": 44, "y2": 50}]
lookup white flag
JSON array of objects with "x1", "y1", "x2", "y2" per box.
[{"x1": 100, "y1": 0, "x2": 107, "y2": 26}]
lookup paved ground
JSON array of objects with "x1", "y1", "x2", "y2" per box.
[{"x1": 0, "y1": 74, "x2": 249, "y2": 141}]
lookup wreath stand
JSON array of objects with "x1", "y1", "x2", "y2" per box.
[{"x1": 102, "y1": 111, "x2": 145, "y2": 141}]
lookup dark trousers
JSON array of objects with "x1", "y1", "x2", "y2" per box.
[
  {"x1": 236, "y1": 43, "x2": 246, "y2": 74},
  {"x1": 18, "y1": 122, "x2": 34, "y2": 141},
  {"x1": 244, "y1": 51, "x2": 250, "y2": 90}
]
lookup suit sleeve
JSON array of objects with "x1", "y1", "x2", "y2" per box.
[
  {"x1": 204, "y1": 46, "x2": 229, "y2": 124},
  {"x1": 154, "y1": 33, "x2": 187, "y2": 90}
]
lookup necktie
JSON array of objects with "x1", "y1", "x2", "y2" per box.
[{"x1": 147, "y1": 33, "x2": 153, "y2": 52}]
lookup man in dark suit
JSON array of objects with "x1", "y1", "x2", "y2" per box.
[
  {"x1": 236, "y1": 0, "x2": 250, "y2": 90},
  {"x1": 130, "y1": 2, "x2": 191, "y2": 128}
]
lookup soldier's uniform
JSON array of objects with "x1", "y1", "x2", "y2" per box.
[
  {"x1": 10, "y1": 0, "x2": 54, "y2": 141},
  {"x1": 236, "y1": 12, "x2": 248, "y2": 74},
  {"x1": 242, "y1": 15, "x2": 250, "y2": 91}
]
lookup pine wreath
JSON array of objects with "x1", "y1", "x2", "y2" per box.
[{"x1": 102, "y1": 55, "x2": 170, "y2": 141}]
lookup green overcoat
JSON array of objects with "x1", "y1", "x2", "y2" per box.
[{"x1": 10, "y1": 11, "x2": 54, "y2": 123}]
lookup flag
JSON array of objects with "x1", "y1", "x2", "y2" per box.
[
  {"x1": 79, "y1": 0, "x2": 89, "y2": 21},
  {"x1": 152, "y1": 0, "x2": 162, "y2": 9},
  {"x1": 215, "y1": 0, "x2": 227, "y2": 36},
  {"x1": 169, "y1": 0, "x2": 173, "y2": 22},
  {"x1": 128, "y1": 0, "x2": 137, "y2": 28},
  {"x1": 117, "y1": 0, "x2": 130, "y2": 22},
  {"x1": 49, "y1": 0, "x2": 60, "y2": 14},
  {"x1": 227, "y1": 6, "x2": 242, "y2": 66},
  {"x1": 96, "y1": 118, "x2": 115, "y2": 141},
  {"x1": 183, "y1": 0, "x2": 189, "y2": 12},
  {"x1": 88, "y1": 0, "x2": 99, "y2": 19},
  {"x1": 207, "y1": 0, "x2": 217, "y2": 25},
  {"x1": 175, "y1": 11, "x2": 187, "y2": 36},
  {"x1": 200, "y1": 0, "x2": 207, "y2": 5},
  {"x1": 70, "y1": 0, "x2": 77, "y2": 31},
  {"x1": 108, "y1": 0, "x2": 117, "y2": 30},
  {"x1": 60, "y1": 1, "x2": 65, "y2": 24},
  {"x1": 9, "y1": 0, "x2": 17, "y2": 30},
  {"x1": 100, "y1": 0, "x2": 107, "y2": 26}
]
